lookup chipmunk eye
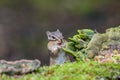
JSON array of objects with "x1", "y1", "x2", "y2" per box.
[{"x1": 52, "y1": 36, "x2": 56, "y2": 39}]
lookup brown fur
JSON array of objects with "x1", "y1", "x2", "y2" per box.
[{"x1": 46, "y1": 29, "x2": 70, "y2": 66}]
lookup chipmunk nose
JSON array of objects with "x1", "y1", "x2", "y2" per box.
[
  {"x1": 56, "y1": 38, "x2": 62, "y2": 42},
  {"x1": 56, "y1": 39, "x2": 62, "y2": 46}
]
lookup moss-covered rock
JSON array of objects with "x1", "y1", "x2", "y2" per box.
[{"x1": 64, "y1": 26, "x2": 120, "y2": 63}]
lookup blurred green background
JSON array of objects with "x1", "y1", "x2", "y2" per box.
[{"x1": 0, "y1": 0, "x2": 119, "y2": 65}]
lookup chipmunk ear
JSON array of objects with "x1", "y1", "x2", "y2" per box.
[
  {"x1": 56, "y1": 29, "x2": 63, "y2": 35},
  {"x1": 57, "y1": 29, "x2": 60, "y2": 33},
  {"x1": 46, "y1": 31, "x2": 51, "y2": 38},
  {"x1": 46, "y1": 31, "x2": 50, "y2": 35},
  {"x1": 57, "y1": 29, "x2": 64, "y2": 37}
]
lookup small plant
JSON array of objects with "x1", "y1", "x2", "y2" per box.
[{"x1": 63, "y1": 29, "x2": 95, "y2": 61}]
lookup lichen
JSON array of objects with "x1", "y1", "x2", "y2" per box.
[{"x1": 0, "y1": 59, "x2": 40, "y2": 74}]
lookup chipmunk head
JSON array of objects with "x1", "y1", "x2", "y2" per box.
[{"x1": 46, "y1": 29, "x2": 64, "y2": 42}]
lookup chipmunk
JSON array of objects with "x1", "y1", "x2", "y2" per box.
[{"x1": 46, "y1": 29, "x2": 70, "y2": 66}]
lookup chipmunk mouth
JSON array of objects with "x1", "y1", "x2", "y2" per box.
[
  {"x1": 57, "y1": 39, "x2": 63, "y2": 46},
  {"x1": 57, "y1": 42, "x2": 62, "y2": 45}
]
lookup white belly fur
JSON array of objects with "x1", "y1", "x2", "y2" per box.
[{"x1": 55, "y1": 50, "x2": 67, "y2": 64}]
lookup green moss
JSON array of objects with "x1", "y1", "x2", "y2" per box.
[
  {"x1": 1, "y1": 61, "x2": 120, "y2": 80},
  {"x1": 63, "y1": 29, "x2": 94, "y2": 61},
  {"x1": 64, "y1": 26, "x2": 120, "y2": 61},
  {"x1": 86, "y1": 33, "x2": 108, "y2": 58}
]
